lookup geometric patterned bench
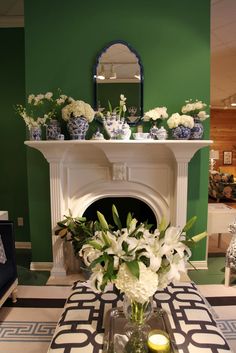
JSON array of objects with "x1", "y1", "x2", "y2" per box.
[{"x1": 47, "y1": 281, "x2": 232, "y2": 353}]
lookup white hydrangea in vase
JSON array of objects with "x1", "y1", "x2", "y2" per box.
[
  {"x1": 62, "y1": 99, "x2": 95, "y2": 140},
  {"x1": 181, "y1": 99, "x2": 209, "y2": 140},
  {"x1": 167, "y1": 113, "x2": 194, "y2": 140},
  {"x1": 143, "y1": 107, "x2": 168, "y2": 140}
]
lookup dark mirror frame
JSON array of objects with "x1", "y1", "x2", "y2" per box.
[{"x1": 93, "y1": 40, "x2": 144, "y2": 124}]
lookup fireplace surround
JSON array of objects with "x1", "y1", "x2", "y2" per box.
[{"x1": 25, "y1": 140, "x2": 211, "y2": 281}]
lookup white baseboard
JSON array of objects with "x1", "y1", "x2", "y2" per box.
[
  {"x1": 187, "y1": 260, "x2": 208, "y2": 270},
  {"x1": 30, "y1": 262, "x2": 53, "y2": 271},
  {"x1": 15, "y1": 242, "x2": 32, "y2": 249}
]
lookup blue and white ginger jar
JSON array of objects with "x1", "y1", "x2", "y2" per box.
[
  {"x1": 172, "y1": 125, "x2": 191, "y2": 140},
  {"x1": 67, "y1": 116, "x2": 89, "y2": 140}
]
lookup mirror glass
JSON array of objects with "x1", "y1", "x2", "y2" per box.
[{"x1": 94, "y1": 41, "x2": 143, "y2": 125}]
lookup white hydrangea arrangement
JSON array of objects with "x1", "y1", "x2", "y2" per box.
[
  {"x1": 79, "y1": 205, "x2": 206, "y2": 304},
  {"x1": 15, "y1": 90, "x2": 71, "y2": 129},
  {"x1": 143, "y1": 107, "x2": 168, "y2": 122},
  {"x1": 62, "y1": 99, "x2": 95, "y2": 122},
  {"x1": 167, "y1": 113, "x2": 194, "y2": 130},
  {"x1": 181, "y1": 99, "x2": 209, "y2": 121}
]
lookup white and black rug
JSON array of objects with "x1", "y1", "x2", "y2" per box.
[
  {"x1": 0, "y1": 286, "x2": 71, "y2": 353},
  {"x1": 197, "y1": 284, "x2": 236, "y2": 353}
]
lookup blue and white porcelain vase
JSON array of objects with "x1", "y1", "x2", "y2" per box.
[
  {"x1": 149, "y1": 123, "x2": 159, "y2": 140},
  {"x1": 67, "y1": 116, "x2": 89, "y2": 140},
  {"x1": 156, "y1": 126, "x2": 168, "y2": 140},
  {"x1": 172, "y1": 125, "x2": 191, "y2": 140},
  {"x1": 46, "y1": 119, "x2": 61, "y2": 140},
  {"x1": 29, "y1": 126, "x2": 42, "y2": 141},
  {"x1": 190, "y1": 116, "x2": 204, "y2": 140}
]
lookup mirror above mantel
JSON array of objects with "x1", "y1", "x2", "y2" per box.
[{"x1": 93, "y1": 40, "x2": 144, "y2": 125}]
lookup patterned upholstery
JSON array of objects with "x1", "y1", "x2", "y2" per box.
[{"x1": 47, "y1": 281, "x2": 231, "y2": 353}]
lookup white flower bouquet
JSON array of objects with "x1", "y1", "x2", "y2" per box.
[
  {"x1": 62, "y1": 99, "x2": 95, "y2": 122},
  {"x1": 181, "y1": 99, "x2": 209, "y2": 121},
  {"x1": 15, "y1": 89, "x2": 71, "y2": 129},
  {"x1": 79, "y1": 205, "x2": 206, "y2": 304},
  {"x1": 167, "y1": 113, "x2": 194, "y2": 129},
  {"x1": 143, "y1": 107, "x2": 168, "y2": 122}
]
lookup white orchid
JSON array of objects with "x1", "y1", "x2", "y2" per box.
[
  {"x1": 181, "y1": 99, "x2": 209, "y2": 120},
  {"x1": 198, "y1": 110, "x2": 209, "y2": 121},
  {"x1": 15, "y1": 89, "x2": 71, "y2": 129}
]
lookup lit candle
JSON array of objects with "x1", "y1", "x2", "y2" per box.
[{"x1": 147, "y1": 330, "x2": 170, "y2": 352}]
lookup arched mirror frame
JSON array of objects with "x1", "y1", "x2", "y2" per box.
[{"x1": 93, "y1": 40, "x2": 144, "y2": 123}]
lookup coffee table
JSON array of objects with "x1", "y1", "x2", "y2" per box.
[{"x1": 47, "y1": 281, "x2": 231, "y2": 353}]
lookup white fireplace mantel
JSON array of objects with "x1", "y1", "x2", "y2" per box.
[{"x1": 25, "y1": 139, "x2": 212, "y2": 278}]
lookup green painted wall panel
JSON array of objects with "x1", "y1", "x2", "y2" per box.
[
  {"x1": 25, "y1": 0, "x2": 210, "y2": 262},
  {"x1": 0, "y1": 28, "x2": 30, "y2": 242}
]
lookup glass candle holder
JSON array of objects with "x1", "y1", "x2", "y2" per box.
[{"x1": 147, "y1": 329, "x2": 170, "y2": 353}]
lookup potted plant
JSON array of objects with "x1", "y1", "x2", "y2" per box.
[
  {"x1": 142, "y1": 106, "x2": 168, "y2": 139},
  {"x1": 55, "y1": 210, "x2": 101, "y2": 278},
  {"x1": 15, "y1": 89, "x2": 71, "y2": 140},
  {"x1": 181, "y1": 99, "x2": 209, "y2": 140}
]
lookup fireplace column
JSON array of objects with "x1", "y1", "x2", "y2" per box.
[{"x1": 48, "y1": 158, "x2": 66, "y2": 277}]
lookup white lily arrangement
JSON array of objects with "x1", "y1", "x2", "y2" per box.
[
  {"x1": 15, "y1": 89, "x2": 71, "y2": 129},
  {"x1": 181, "y1": 99, "x2": 209, "y2": 121},
  {"x1": 107, "y1": 94, "x2": 127, "y2": 119},
  {"x1": 79, "y1": 205, "x2": 206, "y2": 304},
  {"x1": 62, "y1": 99, "x2": 95, "y2": 122},
  {"x1": 167, "y1": 113, "x2": 194, "y2": 129},
  {"x1": 143, "y1": 107, "x2": 168, "y2": 122}
]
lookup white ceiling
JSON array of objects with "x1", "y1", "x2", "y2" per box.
[{"x1": 0, "y1": 0, "x2": 235, "y2": 108}]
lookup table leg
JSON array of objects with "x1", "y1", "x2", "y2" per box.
[
  {"x1": 225, "y1": 266, "x2": 231, "y2": 286},
  {"x1": 217, "y1": 233, "x2": 222, "y2": 248}
]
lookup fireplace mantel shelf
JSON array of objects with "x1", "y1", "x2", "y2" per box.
[{"x1": 25, "y1": 139, "x2": 212, "y2": 164}]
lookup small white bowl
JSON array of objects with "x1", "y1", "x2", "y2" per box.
[{"x1": 133, "y1": 132, "x2": 150, "y2": 140}]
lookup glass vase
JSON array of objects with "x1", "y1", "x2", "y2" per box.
[{"x1": 123, "y1": 295, "x2": 153, "y2": 353}]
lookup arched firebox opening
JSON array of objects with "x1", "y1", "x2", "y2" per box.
[{"x1": 83, "y1": 197, "x2": 157, "y2": 229}]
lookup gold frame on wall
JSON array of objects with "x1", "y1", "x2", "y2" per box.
[{"x1": 223, "y1": 151, "x2": 233, "y2": 165}]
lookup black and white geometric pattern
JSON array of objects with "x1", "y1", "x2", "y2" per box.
[
  {"x1": 48, "y1": 282, "x2": 231, "y2": 353},
  {"x1": 0, "y1": 321, "x2": 56, "y2": 342},
  {"x1": 216, "y1": 320, "x2": 236, "y2": 341}
]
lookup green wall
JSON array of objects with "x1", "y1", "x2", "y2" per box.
[
  {"x1": 24, "y1": 0, "x2": 210, "y2": 262},
  {"x1": 0, "y1": 28, "x2": 30, "y2": 242}
]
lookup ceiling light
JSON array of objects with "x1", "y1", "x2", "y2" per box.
[
  {"x1": 109, "y1": 65, "x2": 117, "y2": 79},
  {"x1": 134, "y1": 69, "x2": 140, "y2": 80},
  {"x1": 230, "y1": 95, "x2": 236, "y2": 106},
  {"x1": 97, "y1": 64, "x2": 105, "y2": 80}
]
